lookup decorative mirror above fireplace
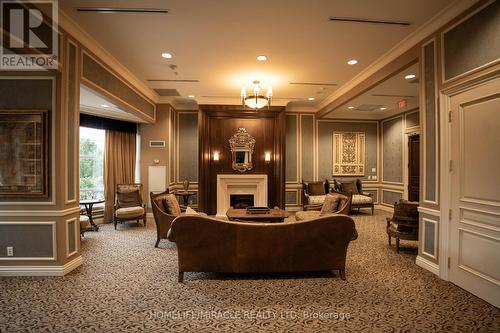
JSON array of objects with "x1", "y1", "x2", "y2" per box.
[{"x1": 229, "y1": 128, "x2": 255, "y2": 172}]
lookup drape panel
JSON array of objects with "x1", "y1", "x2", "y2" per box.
[{"x1": 104, "y1": 130, "x2": 136, "y2": 223}]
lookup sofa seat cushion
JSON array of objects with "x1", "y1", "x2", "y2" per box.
[
  {"x1": 352, "y1": 194, "x2": 373, "y2": 205},
  {"x1": 162, "y1": 194, "x2": 181, "y2": 216},
  {"x1": 308, "y1": 194, "x2": 326, "y2": 205},
  {"x1": 115, "y1": 206, "x2": 145, "y2": 219}
]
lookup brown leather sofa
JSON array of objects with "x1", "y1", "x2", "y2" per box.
[{"x1": 167, "y1": 215, "x2": 358, "y2": 282}]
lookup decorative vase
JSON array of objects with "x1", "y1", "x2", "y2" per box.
[{"x1": 182, "y1": 179, "x2": 190, "y2": 191}]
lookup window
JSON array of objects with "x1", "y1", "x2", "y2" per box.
[{"x1": 80, "y1": 127, "x2": 105, "y2": 200}]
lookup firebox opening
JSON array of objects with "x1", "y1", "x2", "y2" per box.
[{"x1": 230, "y1": 194, "x2": 254, "y2": 209}]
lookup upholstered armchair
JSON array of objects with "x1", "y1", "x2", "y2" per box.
[
  {"x1": 302, "y1": 179, "x2": 331, "y2": 211},
  {"x1": 386, "y1": 199, "x2": 419, "y2": 252},
  {"x1": 333, "y1": 179, "x2": 374, "y2": 215},
  {"x1": 295, "y1": 192, "x2": 352, "y2": 221},
  {"x1": 150, "y1": 190, "x2": 206, "y2": 248},
  {"x1": 114, "y1": 183, "x2": 147, "y2": 230}
]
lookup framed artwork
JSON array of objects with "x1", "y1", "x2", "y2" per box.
[
  {"x1": 0, "y1": 110, "x2": 49, "y2": 198},
  {"x1": 332, "y1": 132, "x2": 365, "y2": 176}
]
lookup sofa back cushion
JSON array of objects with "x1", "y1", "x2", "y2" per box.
[
  {"x1": 163, "y1": 194, "x2": 181, "y2": 216},
  {"x1": 341, "y1": 181, "x2": 358, "y2": 194},
  {"x1": 307, "y1": 181, "x2": 326, "y2": 195},
  {"x1": 117, "y1": 190, "x2": 141, "y2": 208}
]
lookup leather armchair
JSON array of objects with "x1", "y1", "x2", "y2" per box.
[
  {"x1": 302, "y1": 179, "x2": 331, "y2": 211},
  {"x1": 386, "y1": 199, "x2": 419, "y2": 252}
]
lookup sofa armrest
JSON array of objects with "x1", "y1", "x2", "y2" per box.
[{"x1": 361, "y1": 192, "x2": 373, "y2": 197}]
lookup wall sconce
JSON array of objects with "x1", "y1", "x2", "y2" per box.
[
  {"x1": 265, "y1": 152, "x2": 271, "y2": 162},
  {"x1": 213, "y1": 151, "x2": 220, "y2": 161}
]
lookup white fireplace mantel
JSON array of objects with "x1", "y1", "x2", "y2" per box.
[{"x1": 216, "y1": 174, "x2": 268, "y2": 219}]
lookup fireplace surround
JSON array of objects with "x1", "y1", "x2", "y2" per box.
[{"x1": 216, "y1": 174, "x2": 268, "y2": 219}]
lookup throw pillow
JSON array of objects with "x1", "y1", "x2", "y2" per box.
[
  {"x1": 117, "y1": 190, "x2": 141, "y2": 208},
  {"x1": 162, "y1": 194, "x2": 182, "y2": 216},
  {"x1": 341, "y1": 181, "x2": 358, "y2": 194},
  {"x1": 320, "y1": 194, "x2": 340, "y2": 214},
  {"x1": 185, "y1": 206, "x2": 199, "y2": 215}
]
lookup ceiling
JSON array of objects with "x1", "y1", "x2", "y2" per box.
[
  {"x1": 80, "y1": 86, "x2": 148, "y2": 123},
  {"x1": 62, "y1": 0, "x2": 453, "y2": 110},
  {"x1": 327, "y1": 62, "x2": 419, "y2": 119}
]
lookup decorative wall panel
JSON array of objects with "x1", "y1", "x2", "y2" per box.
[{"x1": 332, "y1": 132, "x2": 365, "y2": 176}]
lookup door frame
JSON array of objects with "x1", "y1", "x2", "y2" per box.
[
  {"x1": 438, "y1": 68, "x2": 500, "y2": 281},
  {"x1": 403, "y1": 130, "x2": 420, "y2": 201}
]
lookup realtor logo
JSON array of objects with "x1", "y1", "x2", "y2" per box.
[{"x1": 1, "y1": 0, "x2": 58, "y2": 70}]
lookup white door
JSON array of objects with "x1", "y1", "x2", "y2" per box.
[{"x1": 449, "y1": 76, "x2": 500, "y2": 308}]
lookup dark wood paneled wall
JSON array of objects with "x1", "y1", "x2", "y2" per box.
[{"x1": 198, "y1": 105, "x2": 286, "y2": 215}]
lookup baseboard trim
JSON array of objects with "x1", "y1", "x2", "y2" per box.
[
  {"x1": 0, "y1": 255, "x2": 83, "y2": 276},
  {"x1": 375, "y1": 204, "x2": 393, "y2": 213},
  {"x1": 416, "y1": 255, "x2": 440, "y2": 276}
]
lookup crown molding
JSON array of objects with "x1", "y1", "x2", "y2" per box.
[
  {"x1": 316, "y1": 0, "x2": 479, "y2": 116},
  {"x1": 58, "y1": 9, "x2": 159, "y2": 103}
]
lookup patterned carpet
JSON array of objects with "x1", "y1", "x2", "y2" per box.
[{"x1": 1, "y1": 210, "x2": 498, "y2": 332}]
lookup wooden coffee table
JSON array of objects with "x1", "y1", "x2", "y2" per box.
[{"x1": 226, "y1": 208, "x2": 290, "y2": 223}]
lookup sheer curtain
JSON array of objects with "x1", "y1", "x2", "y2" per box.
[{"x1": 103, "y1": 130, "x2": 136, "y2": 223}]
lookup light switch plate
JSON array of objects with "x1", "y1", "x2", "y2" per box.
[
  {"x1": 371, "y1": 168, "x2": 376, "y2": 172},
  {"x1": 372, "y1": 175, "x2": 377, "y2": 180}
]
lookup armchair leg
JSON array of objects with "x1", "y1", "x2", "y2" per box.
[
  {"x1": 143, "y1": 215, "x2": 147, "y2": 227},
  {"x1": 339, "y1": 269, "x2": 346, "y2": 280},
  {"x1": 388, "y1": 235, "x2": 391, "y2": 245},
  {"x1": 113, "y1": 217, "x2": 117, "y2": 230},
  {"x1": 371, "y1": 206, "x2": 374, "y2": 215},
  {"x1": 396, "y1": 238, "x2": 400, "y2": 253},
  {"x1": 155, "y1": 237, "x2": 160, "y2": 248},
  {"x1": 178, "y1": 271, "x2": 184, "y2": 283}
]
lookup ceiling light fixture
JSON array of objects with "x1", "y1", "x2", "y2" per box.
[
  {"x1": 241, "y1": 80, "x2": 272, "y2": 109},
  {"x1": 347, "y1": 59, "x2": 358, "y2": 65},
  {"x1": 257, "y1": 55, "x2": 267, "y2": 61},
  {"x1": 348, "y1": 106, "x2": 355, "y2": 109},
  {"x1": 380, "y1": 107, "x2": 387, "y2": 110},
  {"x1": 308, "y1": 97, "x2": 315, "y2": 101},
  {"x1": 405, "y1": 74, "x2": 416, "y2": 80},
  {"x1": 188, "y1": 95, "x2": 195, "y2": 98},
  {"x1": 100, "y1": 104, "x2": 109, "y2": 108},
  {"x1": 161, "y1": 52, "x2": 172, "y2": 59}
]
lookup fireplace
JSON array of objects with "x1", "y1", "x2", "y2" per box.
[
  {"x1": 230, "y1": 194, "x2": 254, "y2": 209},
  {"x1": 215, "y1": 174, "x2": 268, "y2": 219}
]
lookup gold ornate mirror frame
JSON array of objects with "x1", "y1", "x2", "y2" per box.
[{"x1": 229, "y1": 128, "x2": 256, "y2": 173}]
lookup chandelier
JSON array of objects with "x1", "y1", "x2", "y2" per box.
[{"x1": 240, "y1": 80, "x2": 272, "y2": 109}]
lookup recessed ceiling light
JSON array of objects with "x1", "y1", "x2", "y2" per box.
[
  {"x1": 100, "y1": 104, "x2": 109, "y2": 108},
  {"x1": 308, "y1": 97, "x2": 315, "y2": 101},
  {"x1": 348, "y1": 106, "x2": 355, "y2": 109},
  {"x1": 380, "y1": 107, "x2": 387, "y2": 110},
  {"x1": 347, "y1": 59, "x2": 358, "y2": 65},
  {"x1": 161, "y1": 52, "x2": 172, "y2": 59},
  {"x1": 405, "y1": 74, "x2": 416, "y2": 80},
  {"x1": 188, "y1": 95, "x2": 195, "y2": 98},
  {"x1": 257, "y1": 55, "x2": 267, "y2": 61}
]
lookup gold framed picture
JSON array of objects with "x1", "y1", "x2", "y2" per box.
[
  {"x1": 0, "y1": 110, "x2": 49, "y2": 198},
  {"x1": 332, "y1": 132, "x2": 365, "y2": 176}
]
